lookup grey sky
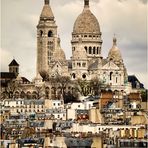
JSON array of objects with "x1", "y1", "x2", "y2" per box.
[{"x1": 1, "y1": 0, "x2": 147, "y2": 88}]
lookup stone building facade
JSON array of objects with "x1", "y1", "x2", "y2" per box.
[{"x1": 36, "y1": 0, "x2": 129, "y2": 92}]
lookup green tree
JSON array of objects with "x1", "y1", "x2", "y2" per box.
[
  {"x1": 49, "y1": 75, "x2": 71, "y2": 99},
  {"x1": 89, "y1": 77, "x2": 102, "y2": 96},
  {"x1": 74, "y1": 79, "x2": 90, "y2": 96},
  {"x1": 141, "y1": 89, "x2": 147, "y2": 102}
]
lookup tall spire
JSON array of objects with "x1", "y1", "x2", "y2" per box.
[
  {"x1": 84, "y1": 0, "x2": 89, "y2": 8},
  {"x1": 44, "y1": 0, "x2": 49, "y2": 5}
]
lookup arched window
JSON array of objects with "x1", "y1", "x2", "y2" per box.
[
  {"x1": 72, "y1": 73, "x2": 76, "y2": 79},
  {"x1": 93, "y1": 47, "x2": 96, "y2": 54},
  {"x1": 110, "y1": 72, "x2": 113, "y2": 80},
  {"x1": 14, "y1": 91, "x2": 20, "y2": 99},
  {"x1": 82, "y1": 63, "x2": 86, "y2": 67},
  {"x1": 40, "y1": 30, "x2": 43, "y2": 37},
  {"x1": 32, "y1": 91, "x2": 38, "y2": 99},
  {"x1": 26, "y1": 91, "x2": 31, "y2": 99},
  {"x1": 89, "y1": 47, "x2": 92, "y2": 54},
  {"x1": 97, "y1": 47, "x2": 99, "y2": 54},
  {"x1": 48, "y1": 31, "x2": 53, "y2": 37},
  {"x1": 116, "y1": 77, "x2": 118, "y2": 83},
  {"x1": 73, "y1": 47, "x2": 75, "y2": 51},
  {"x1": 77, "y1": 62, "x2": 81, "y2": 67},
  {"x1": 82, "y1": 74, "x2": 86, "y2": 79}
]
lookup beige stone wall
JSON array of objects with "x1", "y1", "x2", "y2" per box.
[
  {"x1": 131, "y1": 115, "x2": 147, "y2": 125},
  {"x1": 89, "y1": 108, "x2": 102, "y2": 123},
  {"x1": 91, "y1": 137, "x2": 102, "y2": 148},
  {"x1": 44, "y1": 99, "x2": 52, "y2": 109}
]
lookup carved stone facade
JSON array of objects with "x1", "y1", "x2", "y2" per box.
[{"x1": 36, "y1": 0, "x2": 129, "y2": 91}]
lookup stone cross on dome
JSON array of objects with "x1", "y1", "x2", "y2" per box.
[
  {"x1": 113, "y1": 34, "x2": 117, "y2": 46},
  {"x1": 84, "y1": 0, "x2": 89, "y2": 7},
  {"x1": 44, "y1": 0, "x2": 49, "y2": 5}
]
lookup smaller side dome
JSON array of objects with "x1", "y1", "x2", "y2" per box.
[{"x1": 108, "y1": 37, "x2": 123, "y2": 63}]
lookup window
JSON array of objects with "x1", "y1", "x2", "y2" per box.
[
  {"x1": 72, "y1": 73, "x2": 76, "y2": 79},
  {"x1": 97, "y1": 47, "x2": 99, "y2": 54},
  {"x1": 93, "y1": 47, "x2": 95, "y2": 54},
  {"x1": 116, "y1": 77, "x2": 118, "y2": 83},
  {"x1": 89, "y1": 104, "x2": 91, "y2": 108},
  {"x1": 77, "y1": 63, "x2": 81, "y2": 67},
  {"x1": 16, "y1": 68, "x2": 18, "y2": 73},
  {"x1": 58, "y1": 103, "x2": 60, "y2": 106},
  {"x1": 48, "y1": 31, "x2": 53, "y2": 37},
  {"x1": 82, "y1": 63, "x2": 86, "y2": 67},
  {"x1": 89, "y1": 47, "x2": 92, "y2": 54},
  {"x1": 78, "y1": 105, "x2": 80, "y2": 108},
  {"x1": 40, "y1": 30, "x2": 43, "y2": 37},
  {"x1": 110, "y1": 72, "x2": 113, "y2": 80},
  {"x1": 82, "y1": 74, "x2": 86, "y2": 79}
]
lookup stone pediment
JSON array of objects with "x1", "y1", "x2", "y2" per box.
[
  {"x1": 102, "y1": 61, "x2": 119, "y2": 70},
  {"x1": 50, "y1": 62, "x2": 63, "y2": 76},
  {"x1": 52, "y1": 61, "x2": 62, "y2": 69}
]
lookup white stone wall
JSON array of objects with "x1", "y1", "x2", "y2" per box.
[
  {"x1": 67, "y1": 109, "x2": 76, "y2": 120},
  {"x1": 70, "y1": 102, "x2": 85, "y2": 110}
]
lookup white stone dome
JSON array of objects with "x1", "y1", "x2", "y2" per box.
[
  {"x1": 73, "y1": 2, "x2": 100, "y2": 34},
  {"x1": 108, "y1": 37, "x2": 123, "y2": 63}
]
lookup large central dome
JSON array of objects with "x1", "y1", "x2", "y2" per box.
[{"x1": 73, "y1": 0, "x2": 100, "y2": 34}]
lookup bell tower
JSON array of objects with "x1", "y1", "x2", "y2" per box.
[{"x1": 37, "y1": 0, "x2": 57, "y2": 77}]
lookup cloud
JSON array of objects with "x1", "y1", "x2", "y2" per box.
[{"x1": 0, "y1": 48, "x2": 12, "y2": 71}]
